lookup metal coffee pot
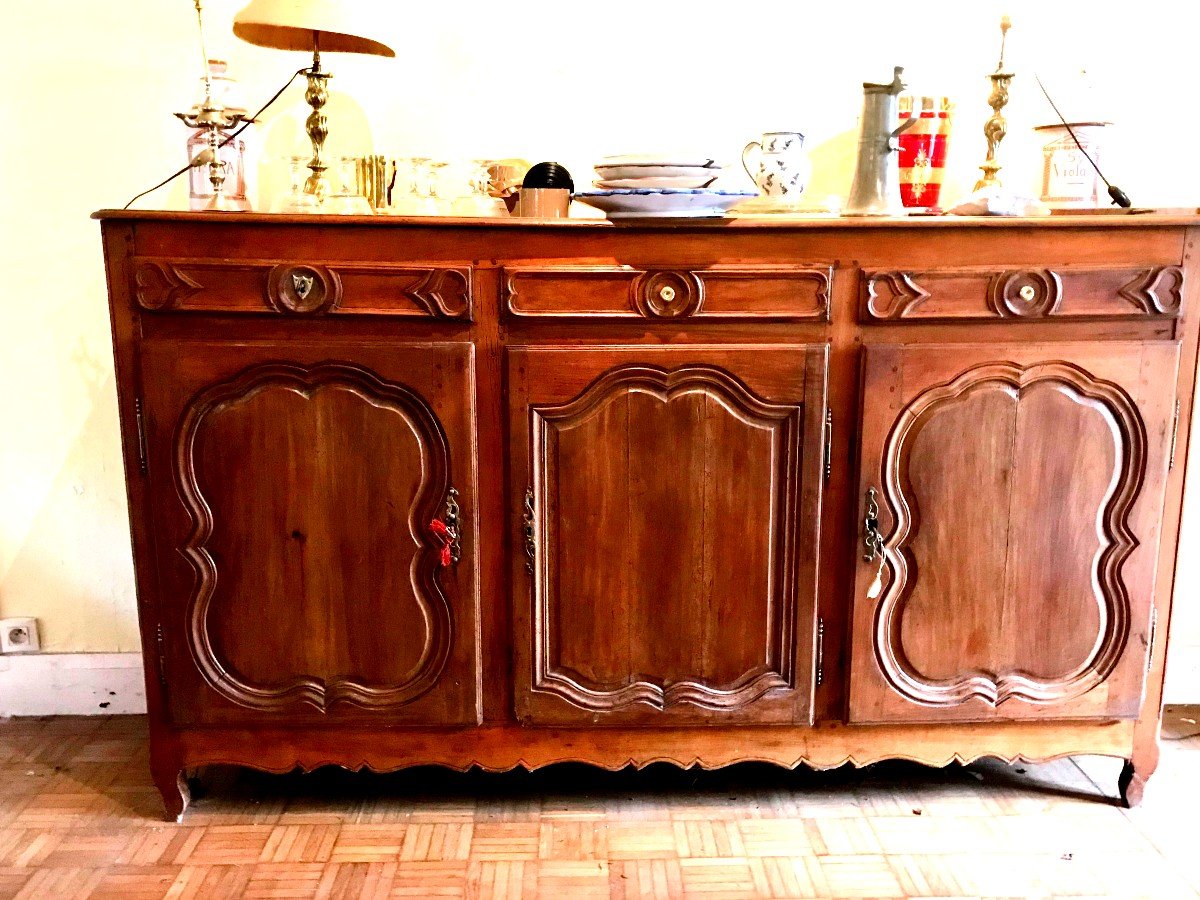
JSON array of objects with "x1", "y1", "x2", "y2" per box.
[{"x1": 844, "y1": 67, "x2": 917, "y2": 216}]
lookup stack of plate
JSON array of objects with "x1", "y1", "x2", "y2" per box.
[{"x1": 575, "y1": 154, "x2": 755, "y2": 219}]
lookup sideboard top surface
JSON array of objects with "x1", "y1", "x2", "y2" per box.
[{"x1": 93, "y1": 209, "x2": 1200, "y2": 231}]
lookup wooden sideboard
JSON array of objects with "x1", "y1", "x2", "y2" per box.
[{"x1": 95, "y1": 210, "x2": 1200, "y2": 820}]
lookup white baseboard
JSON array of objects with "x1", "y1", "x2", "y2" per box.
[
  {"x1": 0, "y1": 652, "x2": 147, "y2": 716},
  {"x1": 1164, "y1": 645, "x2": 1200, "y2": 705}
]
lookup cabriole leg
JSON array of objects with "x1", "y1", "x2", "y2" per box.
[
  {"x1": 151, "y1": 760, "x2": 191, "y2": 823},
  {"x1": 1118, "y1": 758, "x2": 1148, "y2": 808}
]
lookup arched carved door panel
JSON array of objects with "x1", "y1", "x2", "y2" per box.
[
  {"x1": 509, "y1": 346, "x2": 827, "y2": 725},
  {"x1": 140, "y1": 340, "x2": 479, "y2": 726},
  {"x1": 849, "y1": 342, "x2": 1179, "y2": 723}
]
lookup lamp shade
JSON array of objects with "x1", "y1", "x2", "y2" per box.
[{"x1": 232, "y1": 0, "x2": 395, "y2": 57}]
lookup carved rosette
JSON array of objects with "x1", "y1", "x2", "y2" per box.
[
  {"x1": 632, "y1": 271, "x2": 704, "y2": 318},
  {"x1": 863, "y1": 272, "x2": 932, "y2": 319},
  {"x1": 1119, "y1": 266, "x2": 1184, "y2": 316},
  {"x1": 987, "y1": 269, "x2": 1062, "y2": 318},
  {"x1": 266, "y1": 264, "x2": 342, "y2": 314},
  {"x1": 175, "y1": 362, "x2": 454, "y2": 713},
  {"x1": 134, "y1": 261, "x2": 202, "y2": 311},
  {"x1": 874, "y1": 361, "x2": 1145, "y2": 708}
]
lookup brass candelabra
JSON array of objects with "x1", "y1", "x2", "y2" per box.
[
  {"x1": 974, "y1": 15, "x2": 1014, "y2": 191},
  {"x1": 175, "y1": 103, "x2": 248, "y2": 211},
  {"x1": 175, "y1": 0, "x2": 248, "y2": 211}
]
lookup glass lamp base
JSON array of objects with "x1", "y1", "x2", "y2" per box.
[
  {"x1": 324, "y1": 194, "x2": 375, "y2": 215},
  {"x1": 202, "y1": 192, "x2": 251, "y2": 212}
]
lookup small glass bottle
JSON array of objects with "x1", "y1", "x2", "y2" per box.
[{"x1": 186, "y1": 60, "x2": 251, "y2": 211}]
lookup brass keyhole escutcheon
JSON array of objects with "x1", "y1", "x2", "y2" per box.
[
  {"x1": 659, "y1": 285, "x2": 676, "y2": 303},
  {"x1": 1018, "y1": 284, "x2": 1037, "y2": 302}
]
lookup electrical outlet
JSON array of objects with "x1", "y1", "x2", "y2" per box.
[{"x1": 0, "y1": 618, "x2": 39, "y2": 654}]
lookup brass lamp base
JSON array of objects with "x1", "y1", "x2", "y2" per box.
[{"x1": 302, "y1": 51, "x2": 331, "y2": 203}]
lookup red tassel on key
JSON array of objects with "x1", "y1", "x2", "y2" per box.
[{"x1": 429, "y1": 518, "x2": 454, "y2": 568}]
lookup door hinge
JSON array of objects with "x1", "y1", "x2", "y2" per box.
[
  {"x1": 823, "y1": 408, "x2": 833, "y2": 482},
  {"x1": 155, "y1": 622, "x2": 168, "y2": 691},
  {"x1": 1169, "y1": 399, "x2": 1181, "y2": 471},
  {"x1": 135, "y1": 397, "x2": 148, "y2": 476},
  {"x1": 1146, "y1": 607, "x2": 1158, "y2": 673},
  {"x1": 815, "y1": 616, "x2": 825, "y2": 687}
]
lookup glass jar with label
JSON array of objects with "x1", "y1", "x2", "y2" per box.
[{"x1": 1035, "y1": 122, "x2": 1109, "y2": 208}]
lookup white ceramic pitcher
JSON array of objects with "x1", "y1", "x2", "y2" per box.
[{"x1": 742, "y1": 131, "x2": 812, "y2": 202}]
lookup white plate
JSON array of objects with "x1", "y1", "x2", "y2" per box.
[
  {"x1": 573, "y1": 188, "x2": 757, "y2": 219},
  {"x1": 594, "y1": 175, "x2": 719, "y2": 190},
  {"x1": 595, "y1": 163, "x2": 725, "y2": 181},
  {"x1": 599, "y1": 153, "x2": 722, "y2": 168}
]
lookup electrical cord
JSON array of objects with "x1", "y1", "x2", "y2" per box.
[
  {"x1": 1034, "y1": 73, "x2": 1131, "y2": 208},
  {"x1": 122, "y1": 66, "x2": 311, "y2": 210}
]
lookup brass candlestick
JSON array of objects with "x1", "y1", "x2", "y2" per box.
[{"x1": 974, "y1": 15, "x2": 1014, "y2": 191}]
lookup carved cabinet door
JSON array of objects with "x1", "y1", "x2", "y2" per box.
[
  {"x1": 850, "y1": 342, "x2": 1179, "y2": 723},
  {"x1": 509, "y1": 345, "x2": 828, "y2": 725},
  {"x1": 140, "y1": 340, "x2": 479, "y2": 726}
]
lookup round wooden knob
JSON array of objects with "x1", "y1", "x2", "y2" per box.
[{"x1": 635, "y1": 270, "x2": 702, "y2": 318}]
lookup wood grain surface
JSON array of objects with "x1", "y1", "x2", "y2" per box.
[{"x1": 94, "y1": 212, "x2": 1200, "y2": 821}]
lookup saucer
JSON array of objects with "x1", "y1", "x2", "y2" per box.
[
  {"x1": 573, "y1": 188, "x2": 757, "y2": 219},
  {"x1": 598, "y1": 154, "x2": 722, "y2": 168},
  {"x1": 594, "y1": 175, "x2": 719, "y2": 190},
  {"x1": 595, "y1": 163, "x2": 725, "y2": 181}
]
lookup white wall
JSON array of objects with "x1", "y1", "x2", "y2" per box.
[{"x1": 2, "y1": 0, "x2": 1198, "y2": 696}]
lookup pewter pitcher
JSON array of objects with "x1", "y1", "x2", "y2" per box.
[{"x1": 844, "y1": 67, "x2": 917, "y2": 216}]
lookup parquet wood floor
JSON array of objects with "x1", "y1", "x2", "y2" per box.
[{"x1": 0, "y1": 709, "x2": 1197, "y2": 899}]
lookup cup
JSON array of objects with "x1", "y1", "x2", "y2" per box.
[
  {"x1": 898, "y1": 95, "x2": 953, "y2": 209},
  {"x1": 742, "y1": 131, "x2": 812, "y2": 202},
  {"x1": 516, "y1": 188, "x2": 571, "y2": 218}
]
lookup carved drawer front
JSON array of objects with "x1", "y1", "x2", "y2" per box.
[
  {"x1": 861, "y1": 266, "x2": 1183, "y2": 321},
  {"x1": 849, "y1": 341, "x2": 1179, "y2": 724},
  {"x1": 139, "y1": 340, "x2": 480, "y2": 726},
  {"x1": 133, "y1": 257, "x2": 472, "y2": 320},
  {"x1": 503, "y1": 264, "x2": 832, "y2": 321},
  {"x1": 509, "y1": 345, "x2": 828, "y2": 725}
]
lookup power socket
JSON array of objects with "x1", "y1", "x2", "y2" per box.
[{"x1": 0, "y1": 618, "x2": 39, "y2": 654}]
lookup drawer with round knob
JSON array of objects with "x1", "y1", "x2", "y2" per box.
[
  {"x1": 501, "y1": 264, "x2": 832, "y2": 322},
  {"x1": 860, "y1": 266, "x2": 1184, "y2": 322}
]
